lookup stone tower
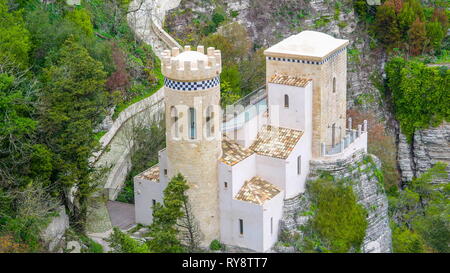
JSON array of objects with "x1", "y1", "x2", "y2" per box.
[
  {"x1": 264, "y1": 31, "x2": 349, "y2": 158},
  {"x1": 162, "y1": 45, "x2": 222, "y2": 245}
]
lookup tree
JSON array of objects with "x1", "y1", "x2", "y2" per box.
[
  {"x1": 374, "y1": 2, "x2": 401, "y2": 49},
  {"x1": 65, "y1": 7, "x2": 94, "y2": 37},
  {"x1": 392, "y1": 225, "x2": 424, "y2": 253},
  {"x1": 304, "y1": 176, "x2": 368, "y2": 253},
  {"x1": 220, "y1": 81, "x2": 240, "y2": 108},
  {"x1": 147, "y1": 173, "x2": 200, "y2": 252},
  {"x1": 407, "y1": 17, "x2": 427, "y2": 56},
  {"x1": 107, "y1": 227, "x2": 150, "y2": 253},
  {"x1": 385, "y1": 58, "x2": 450, "y2": 141},
  {"x1": 426, "y1": 20, "x2": 445, "y2": 53},
  {"x1": 39, "y1": 37, "x2": 109, "y2": 230},
  {"x1": 0, "y1": 1, "x2": 31, "y2": 68},
  {"x1": 390, "y1": 163, "x2": 449, "y2": 253}
]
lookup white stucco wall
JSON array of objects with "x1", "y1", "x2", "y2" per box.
[
  {"x1": 267, "y1": 82, "x2": 312, "y2": 131},
  {"x1": 262, "y1": 191, "x2": 284, "y2": 251},
  {"x1": 134, "y1": 149, "x2": 168, "y2": 225},
  {"x1": 255, "y1": 155, "x2": 286, "y2": 193}
]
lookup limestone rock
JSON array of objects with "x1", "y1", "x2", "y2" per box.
[
  {"x1": 397, "y1": 122, "x2": 450, "y2": 184},
  {"x1": 40, "y1": 206, "x2": 69, "y2": 252},
  {"x1": 67, "y1": 241, "x2": 81, "y2": 253}
]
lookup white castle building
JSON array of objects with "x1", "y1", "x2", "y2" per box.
[{"x1": 133, "y1": 31, "x2": 368, "y2": 252}]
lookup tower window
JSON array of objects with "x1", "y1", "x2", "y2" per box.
[
  {"x1": 152, "y1": 199, "x2": 156, "y2": 206},
  {"x1": 333, "y1": 77, "x2": 336, "y2": 93},
  {"x1": 171, "y1": 106, "x2": 179, "y2": 138},
  {"x1": 206, "y1": 106, "x2": 214, "y2": 137},
  {"x1": 224, "y1": 182, "x2": 228, "y2": 189},
  {"x1": 164, "y1": 169, "x2": 167, "y2": 176},
  {"x1": 239, "y1": 219, "x2": 244, "y2": 235},
  {"x1": 297, "y1": 156, "x2": 301, "y2": 175},
  {"x1": 284, "y1": 94, "x2": 289, "y2": 108},
  {"x1": 189, "y1": 107, "x2": 196, "y2": 139},
  {"x1": 270, "y1": 217, "x2": 273, "y2": 234}
]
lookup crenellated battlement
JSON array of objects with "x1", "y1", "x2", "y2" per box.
[{"x1": 162, "y1": 45, "x2": 222, "y2": 81}]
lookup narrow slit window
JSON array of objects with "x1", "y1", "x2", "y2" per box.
[
  {"x1": 171, "y1": 106, "x2": 179, "y2": 138},
  {"x1": 333, "y1": 77, "x2": 336, "y2": 93},
  {"x1": 224, "y1": 182, "x2": 228, "y2": 189},
  {"x1": 239, "y1": 219, "x2": 244, "y2": 235},
  {"x1": 297, "y1": 156, "x2": 301, "y2": 175},
  {"x1": 189, "y1": 107, "x2": 196, "y2": 139},
  {"x1": 152, "y1": 199, "x2": 156, "y2": 206},
  {"x1": 206, "y1": 106, "x2": 214, "y2": 137},
  {"x1": 284, "y1": 94, "x2": 289, "y2": 108},
  {"x1": 270, "y1": 217, "x2": 273, "y2": 234}
]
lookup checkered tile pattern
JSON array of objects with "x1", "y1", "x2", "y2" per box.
[
  {"x1": 164, "y1": 76, "x2": 220, "y2": 91},
  {"x1": 266, "y1": 46, "x2": 346, "y2": 65}
]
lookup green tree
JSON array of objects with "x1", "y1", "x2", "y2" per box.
[
  {"x1": 426, "y1": 20, "x2": 445, "y2": 53},
  {"x1": 390, "y1": 163, "x2": 449, "y2": 253},
  {"x1": 65, "y1": 7, "x2": 94, "y2": 37},
  {"x1": 306, "y1": 176, "x2": 368, "y2": 253},
  {"x1": 0, "y1": 1, "x2": 31, "y2": 68},
  {"x1": 385, "y1": 58, "x2": 450, "y2": 140},
  {"x1": 147, "y1": 173, "x2": 189, "y2": 253},
  {"x1": 39, "y1": 37, "x2": 109, "y2": 230},
  {"x1": 392, "y1": 225, "x2": 424, "y2": 253},
  {"x1": 107, "y1": 227, "x2": 151, "y2": 253},
  {"x1": 374, "y1": 2, "x2": 401, "y2": 50}
]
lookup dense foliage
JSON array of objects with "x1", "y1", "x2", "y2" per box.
[
  {"x1": 0, "y1": 0, "x2": 162, "y2": 250},
  {"x1": 298, "y1": 175, "x2": 368, "y2": 253},
  {"x1": 356, "y1": 0, "x2": 449, "y2": 56},
  {"x1": 107, "y1": 227, "x2": 150, "y2": 253},
  {"x1": 385, "y1": 57, "x2": 449, "y2": 141},
  {"x1": 389, "y1": 162, "x2": 449, "y2": 253}
]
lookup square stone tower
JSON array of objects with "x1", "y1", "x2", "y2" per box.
[{"x1": 264, "y1": 31, "x2": 349, "y2": 158}]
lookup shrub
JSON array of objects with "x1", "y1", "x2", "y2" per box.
[
  {"x1": 392, "y1": 225, "x2": 424, "y2": 253},
  {"x1": 306, "y1": 177, "x2": 368, "y2": 253},
  {"x1": 209, "y1": 239, "x2": 224, "y2": 251},
  {"x1": 107, "y1": 227, "x2": 150, "y2": 253}
]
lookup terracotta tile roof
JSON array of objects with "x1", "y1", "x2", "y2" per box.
[
  {"x1": 138, "y1": 164, "x2": 160, "y2": 182},
  {"x1": 235, "y1": 176, "x2": 281, "y2": 205},
  {"x1": 221, "y1": 138, "x2": 254, "y2": 166},
  {"x1": 249, "y1": 125, "x2": 303, "y2": 159},
  {"x1": 268, "y1": 74, "x2": 311, "y2": 87}
]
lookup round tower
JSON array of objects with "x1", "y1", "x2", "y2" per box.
[{"x1": 162, "y1": 45, "x2": 222, "y2": 245}]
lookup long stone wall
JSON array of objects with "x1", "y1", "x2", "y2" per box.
[{"x1": 91, "y1": 88, "x2": 164, "y2": 163}]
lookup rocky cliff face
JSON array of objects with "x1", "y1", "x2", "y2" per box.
[
  {"x1": 397, "y1": 122, "x2": 450, "y2": 185},
  {"x1": 166, "y1": 0, "x2": 386, "y2": 115},
  {"x1": 278, "y1": 150, "x2": 392, "y2": 253}
]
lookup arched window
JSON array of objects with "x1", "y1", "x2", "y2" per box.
[
  {"x1": 284, "y1": 94, "x2": 289, "y2": 108},
  {"x1": 170, "y1": 106, "x2": 179, "y2": 138},
  {"x1": 189, "y1": 107, "x2": 196, "y2": 139},
  {"x1": 332, "y1": 77, "x2": 336, "y2": 93}
]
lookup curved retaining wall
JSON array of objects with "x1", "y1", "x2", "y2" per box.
[{"x1": 91, "y1": 88, "x2": 164, "y2": 163}]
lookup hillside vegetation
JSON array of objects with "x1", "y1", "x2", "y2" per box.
[{"x1": 0, "y1": 0, "x2": 160, "y2": 252}]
